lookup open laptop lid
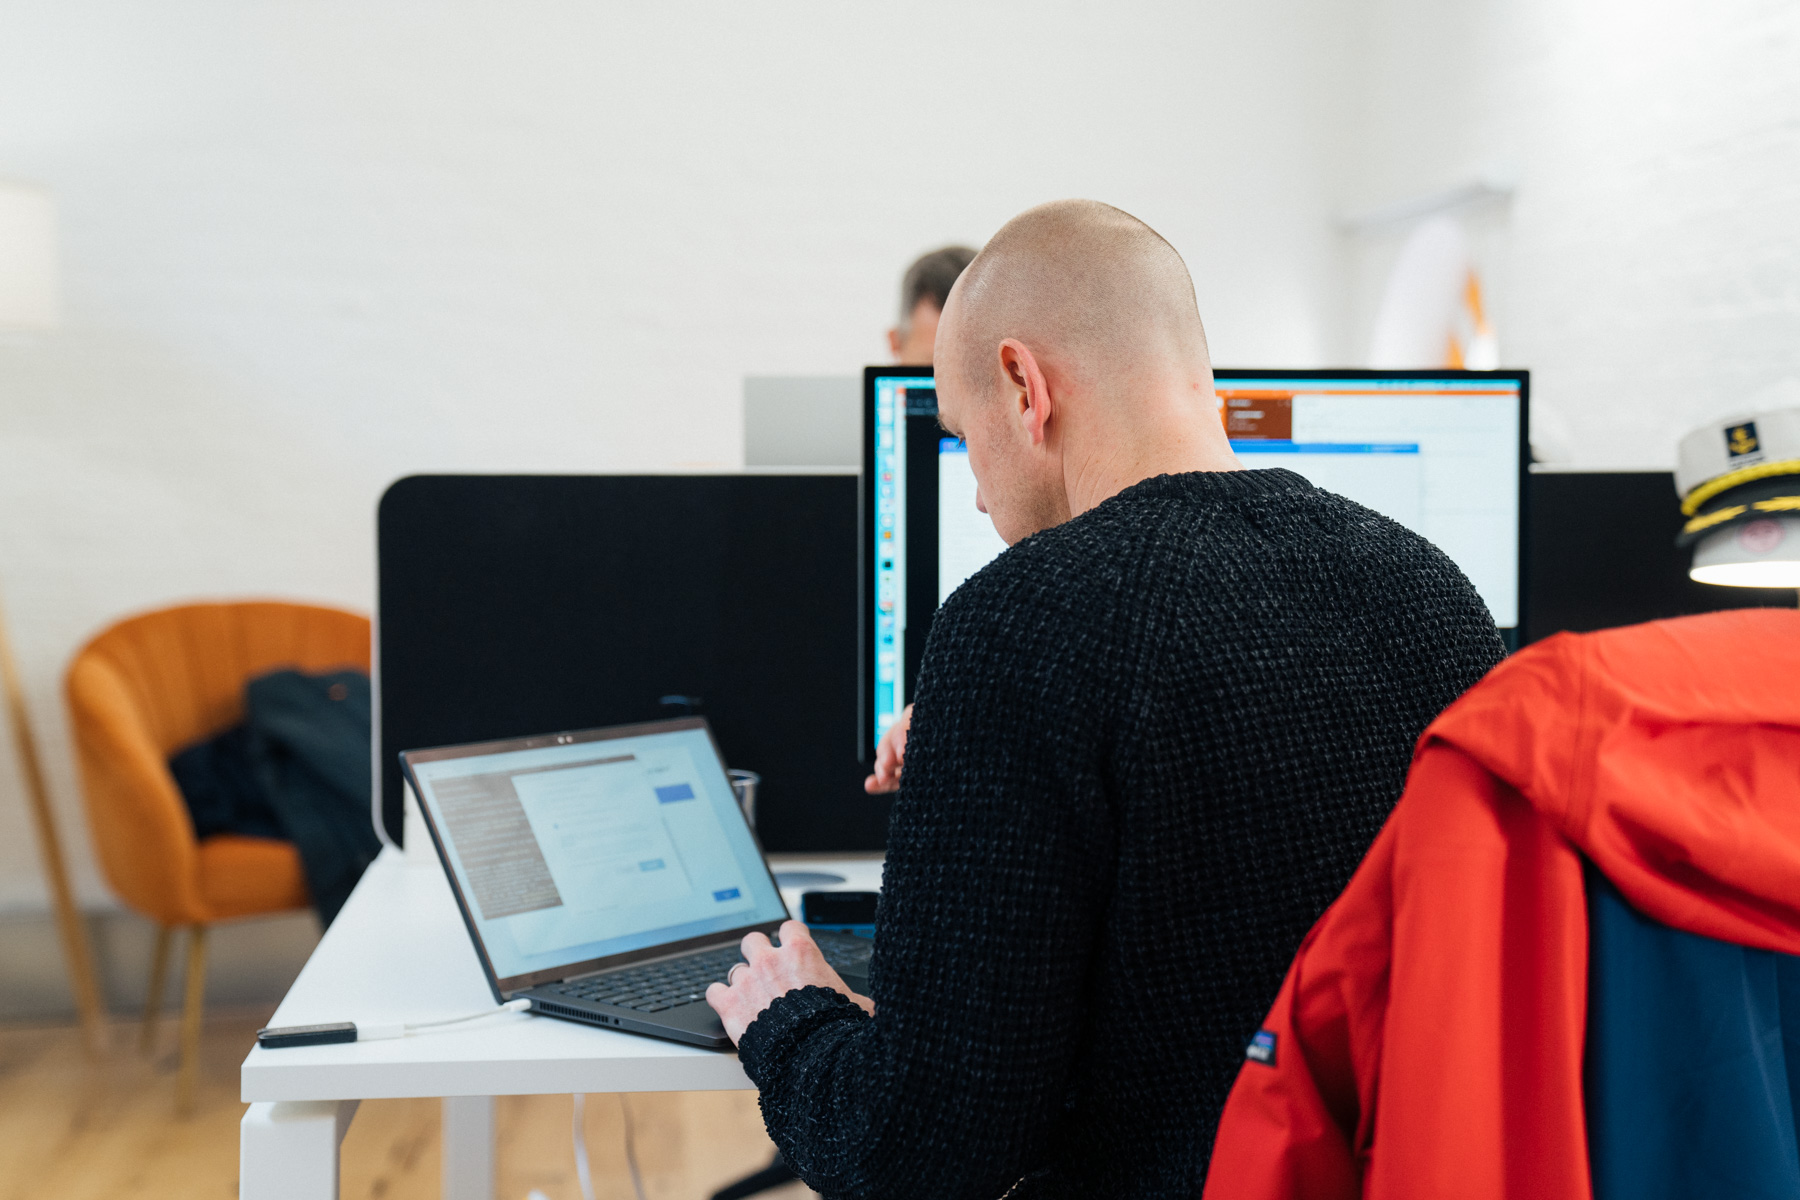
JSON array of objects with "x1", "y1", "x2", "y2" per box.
[{"x1": 400, "y1": 717, "x2": 789, "y2": 998}]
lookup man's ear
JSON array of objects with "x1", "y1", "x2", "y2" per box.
[
  {"x1": 887, "y1": 328, "x2": 903, "y2": 361},
  {"x1": 998, "y1": 339, "x2": 1053, "y2": 446}
]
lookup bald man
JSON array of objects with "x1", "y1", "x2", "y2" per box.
[{"x1": 709, "y1": 202, "x2": 1504, "y2": 1197}]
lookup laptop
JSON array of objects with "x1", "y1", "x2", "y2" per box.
[{"x1": 400, "y1": 717, "x2": 872, "y2": 1049}]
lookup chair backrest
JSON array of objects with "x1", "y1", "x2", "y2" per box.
[{"x1": 65, "y1": 601, "x2": 370, "y2": 923}]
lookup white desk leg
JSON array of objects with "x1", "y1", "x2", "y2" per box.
[
  {"x1": 240, "y1": 1099, "x2": 361, "y2": 1200},
  {"x1": 441, "y1": 1095, "x2": 496, "y2": 1200}
]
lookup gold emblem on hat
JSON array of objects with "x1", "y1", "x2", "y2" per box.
[{"x1": 1726, "y1": 423, "x2": 1760, "y2": 457}]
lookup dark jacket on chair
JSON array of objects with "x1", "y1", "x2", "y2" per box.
[{"x1": 170, "y1": 669, "x2": 379, "y2": 925}]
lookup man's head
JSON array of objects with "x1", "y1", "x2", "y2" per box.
[
  {"x1": 888, "y1": 245, "x2": 978, "y2": 365},
  {"x1": 935, "y1": 200, "x2": 1231, "y2": 544}
]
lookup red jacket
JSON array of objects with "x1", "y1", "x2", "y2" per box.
[{"x1": 1202, "y1": 609, "x2": 1800, "y2": 1200}]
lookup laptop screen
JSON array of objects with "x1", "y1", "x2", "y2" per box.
[{"x1": 404, "y1": 719, "x2": 788, "y2": 985}]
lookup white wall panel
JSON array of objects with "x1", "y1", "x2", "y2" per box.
[{"x1": 1345, "y1": 0, "x2": 1800, "y2": 465}]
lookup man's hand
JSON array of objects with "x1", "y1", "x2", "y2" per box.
[
  {"x1": 864, "y1": 703, "x2": 912, "y2": 793},
  {"x1": 705, "y1": 920, "x2": 874, "y2": 1044}
]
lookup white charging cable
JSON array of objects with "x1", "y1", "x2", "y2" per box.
[
  {"x1": 572, "y1": 1093, "x2": 596, "y2": 1200},
  {"x1": 618, "y1": 1094, "x2": 647, "y2": 1200},
  {"x1": 556, "y1": 1093, "x2": 646, "y2": 1200},
  {"x1": 353, "y1": 997, "x2": 531, "y2": 1041}
]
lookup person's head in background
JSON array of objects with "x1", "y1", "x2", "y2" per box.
[
  {"x1": 888, "y1": 245, "x2": 979, "y2": 365},
  {"x1": 935, "y1": 199, "x2": 1234, "y2": 545}
]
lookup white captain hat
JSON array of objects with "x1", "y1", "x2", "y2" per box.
[{"x1": 1674, "y1": 406, "x2": 1800, "y2": 548}]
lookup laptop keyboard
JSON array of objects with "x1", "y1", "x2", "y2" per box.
[
  {"x1": 817, "y1": 930, "x2": 874, "y2": 974},
  {"x1": 546, "y1": 935, "x2": 873, "y2": 1014}
]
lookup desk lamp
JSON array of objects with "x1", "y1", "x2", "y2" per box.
[
  {"x1": 1675, "y1": 406, "x2": 1800, "y2": 594},
  {"x1": 0, "y1": 179, "x2": 107, "y2": 1052}
]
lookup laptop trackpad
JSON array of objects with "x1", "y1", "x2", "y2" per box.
[{"x1": 665, "y1": 1001, "x2": 729, "y2": 1040}]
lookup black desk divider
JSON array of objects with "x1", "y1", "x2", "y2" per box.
[
  {"x1": 1523, "y1": 471, "x2": 1793, "y2": 645},
  {"x1": 376, "y1": 474, "x2": 883, "y2": 852},
  {"x1": 376, "y1": 470, "x2": 1790, "y2": 852}
]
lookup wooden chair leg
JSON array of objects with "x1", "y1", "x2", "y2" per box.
[
  {"x1": 140, "y1": 924, "x2": 172, "y2": 1055},
  {"x1": 0, "y1": 593, "x2": 108, "y2": 1056},
  {"x1": 175, "y1": 925, "x2": 207, "y2": 1115}
]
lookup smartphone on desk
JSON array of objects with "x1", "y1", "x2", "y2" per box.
[{"x1": 802, "y1": 890, "x2": 879, "y2": 938}]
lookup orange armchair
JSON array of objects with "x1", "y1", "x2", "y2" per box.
[{"x1": 65, "y1": 601, "x2": 370, "y2": 1110}]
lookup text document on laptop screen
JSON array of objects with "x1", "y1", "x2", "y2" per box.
[
  {"x1": 408, "y1": 725, "x2": 787, "y2": 981},
  {"x1": 865, "y1": 369, "x2": 1525, "y2": 754}
]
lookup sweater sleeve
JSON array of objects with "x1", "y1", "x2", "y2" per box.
[{"x1": 737, "y1": 564, "x2": 1120, "y2": 1200}]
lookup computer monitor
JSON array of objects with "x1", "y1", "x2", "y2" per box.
[{"x1": 861, "y1": 366, "x2": 1529, "y2": 759}]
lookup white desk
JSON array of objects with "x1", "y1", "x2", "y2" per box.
[{"x1": 239, "y1": 846, "x2": 883, "y2": 1200}]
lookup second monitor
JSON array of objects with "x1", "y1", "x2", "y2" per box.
[{"x1": 862, "y1": 366, "x2": 1529, "y2": 759}]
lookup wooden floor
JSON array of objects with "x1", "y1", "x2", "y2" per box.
[{"x1": 0, "y1": 1009, "x2": 814, "y2": 1200}]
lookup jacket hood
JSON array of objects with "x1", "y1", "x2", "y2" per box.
[{"x1": 1425, "y1": 608, "x2": 1800, "y2": 954}]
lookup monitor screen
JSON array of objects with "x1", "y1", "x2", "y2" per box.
[
  {"x1": 404, "y1": 719, "x2": 788, "y2": 987},
  {"x1": 861, "y1": 367, "x2": 1528, "y2": 758}
]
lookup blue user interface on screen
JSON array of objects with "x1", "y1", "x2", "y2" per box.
[
  {"x1": 409, "y1": 726, "x2": 787, "y2": 981},
  {"x1": 869, "y1": 373, "x2": 927, "y2": 750},
  {"x1": 869, "y1": 372, "x2": 1523, "y2": 750}
]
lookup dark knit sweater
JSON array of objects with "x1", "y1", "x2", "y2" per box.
[{"x1": 739, "y1": 468, "x2": 1505, "y2": 1199}]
